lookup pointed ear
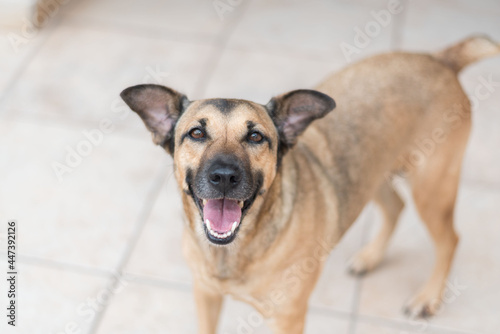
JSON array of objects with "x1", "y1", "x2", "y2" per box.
[
  {"x1": 266, "y1": 89, "x2": 335, "y2": 152},
  {"x1": 120, "y1": 84, "x2": 190, "y2": 154}
]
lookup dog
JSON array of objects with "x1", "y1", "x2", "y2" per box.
[{"x1": 121, "y1": 35, "x2": 499, "y2": 334}]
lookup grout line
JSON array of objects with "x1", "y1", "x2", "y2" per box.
[
  {"x1": 0, "y1": 253, "x2": 112, "y2": 278},
  {"x1": 356, "y1": 313, "x2": 483, "y2": 334},
  {"x1": 122, "y1": 273, "x2": 193, "y2": 293},
  {"x1": 0, "y1": 110, "x2": 103, "y2": 129},
  {"x1": 191, "y1": 0, "x2": 253, "y2": 99},
  {"x1": 310, "y1": 304, "x2": 478, "y2": 334},
  {"x1": 0, "y1": 17, "x2": 61, "y2": 108},
  {"x1": 56, "y1": 0, "x2": 222, "y2": 46},
  {"x1": 57, "y1": 14, "x2": 221, "y2": 47},
  {"x1": 308, "y1": 305, "x2": 352, "y2": 321},
  {"x1": 87, "y1": 165, "x2": 169, "y2": 334},
  {"x1": 390, "y1": 0, "x2": 409, "y2": 51},
  {"x1": 0, "y1": 251, "x2": 194, "y2": 294},
  {"x1": 0, "y1": 111, "x2": 155, "y2": 142}
]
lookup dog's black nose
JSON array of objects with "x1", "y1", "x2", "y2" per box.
[{"x1": 208, "y1": 164, "x2": 242, "y2": 193}]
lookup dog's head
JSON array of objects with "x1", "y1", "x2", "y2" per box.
[{"x1": 121, "y1": 84, "x2": 335, "y2": 245}]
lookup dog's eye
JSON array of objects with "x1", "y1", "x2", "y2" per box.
[
  {"x1": 248, "y1": 131, "x2": 264, "y2": 143},
  {"x1": 189, "y1": 128, "x2": 205, "y2": 140}
]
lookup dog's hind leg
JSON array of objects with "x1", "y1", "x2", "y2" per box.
[
  {"x1": 403, "y1": 115, "x2": 470, "y2": 318},
  {"x1": 348, "y1": 180, "x2": 405, "y2": 276}
]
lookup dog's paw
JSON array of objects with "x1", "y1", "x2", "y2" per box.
[
  {"x1": 403, "y1": 291, "x2": 441, "y2": 318},
  {"x1": 346, "y1": 248, "x2": 383, "y2": 276}
]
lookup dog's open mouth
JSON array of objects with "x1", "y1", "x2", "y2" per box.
[
  {"x1": 201, "y1": 198, "x2": 243, "y2": 244},
  {"x1": 191, "y1": 191, "x2": 259, "y2": 245}
]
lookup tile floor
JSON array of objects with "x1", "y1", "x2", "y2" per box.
[{"x1": 0, "y1": 0, "x2": 499, "y2": 333}]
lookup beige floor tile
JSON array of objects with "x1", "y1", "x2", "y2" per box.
[
  {"x1": 460, "y1": 57, "x2": 500, "y2": 185},
  {"x1": 96, "y1": 282, "x2": 197, "y2": 334},
  {"x1": 62, "y1": 0, "x2": 225, "y2": 40},
  {"x1": 357, "y1": 182, "x2": 500, "y2": 334},
  {"x1": 0, "y1": 24, "x2": 49, "y2": 98},
  {"x1": 228, "y1": 0, "x2": 395, "y2": 64},
  {"x1": 0, "y1": 119, "x2": 167, "y2": 270},
  {"x1": 204, "y1": 48, "x2": 342, "y2": 103},
  {"x1": 0, "y1": 259, "x2": 109, "y2": 334},
  {"x1": 401, "y1": 0, "x2": 500, "y2": 51},
  {"x1": 1, "y1": 24, "x2": 216, "y2": 132},
  {"x1": 124, "y1": 168, "x2": 192, "y2": 284}
]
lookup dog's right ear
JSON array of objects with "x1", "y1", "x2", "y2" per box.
[{"x1": 120, "y1": 84, "x2": 190, "y2": 154}]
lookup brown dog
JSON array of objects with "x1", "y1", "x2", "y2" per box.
[{"x1": 121, "y1": 35, "x2": 499, "y2": 334}]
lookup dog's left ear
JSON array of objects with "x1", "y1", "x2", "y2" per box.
[
  {"x1": 266, "y1": 89, "x2": 335, "y2": 150},
  {"x1": 120, "y1": 84, "x2": 190, "y2": 154}
]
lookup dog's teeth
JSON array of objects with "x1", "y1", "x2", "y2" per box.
[
  {"x1": 207, "y1": 222, "x2": 236, "y2": 239},
  {"x1": 202, "y1": 199, "x2": 207, "y2": 206},
  {"x1": 238, "y1": 201, "x2": 244, "y2": 208}
]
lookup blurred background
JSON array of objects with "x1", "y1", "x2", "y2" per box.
[{"x1": 0, "y1": 0, "x2": 499, "y2": 333}]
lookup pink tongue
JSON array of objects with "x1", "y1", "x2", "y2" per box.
[{"x1": 203, "y1": 198, "x2": 242, "y2": 233}]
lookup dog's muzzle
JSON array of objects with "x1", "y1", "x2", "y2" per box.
[{"x1": 189, "y1": 155, "x2": 261, "y2": 245}]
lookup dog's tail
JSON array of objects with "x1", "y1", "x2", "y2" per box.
[{"x1": 433, "y1": 35, "x2": 500, "y2": 73}]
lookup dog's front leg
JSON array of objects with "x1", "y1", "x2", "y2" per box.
[
  {"x1": 194, "y1": 281, "x2": 223, "y2": 334},
  {"x1": 265, "y1": 258, "x2": 325, "y2": 334}
]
